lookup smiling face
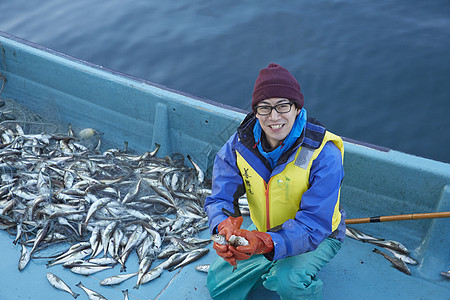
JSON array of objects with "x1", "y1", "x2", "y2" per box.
[{"x1": 255, "y1": 98, "x2": 301, "y2": 149}]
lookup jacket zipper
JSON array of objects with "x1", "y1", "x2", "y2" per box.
[{"x1": 265, "y1": 179, "x2": 271, "y2": 230}]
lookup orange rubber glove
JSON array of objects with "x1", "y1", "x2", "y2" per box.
[
  {"x1": 213, "y1": 216, "x2": 244, "y2": 266},
  {"x1": 231, "y1": 229, "x2": 274, "y2": 256},
  {"x1": 213, "y1": 242, "x2": 236, "y2": 265},
  {"x1": 217, "y1": 216, "x2": 243, "y2": 239}
]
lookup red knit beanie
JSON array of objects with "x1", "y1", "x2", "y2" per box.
[{"x1": 251, "y1": 63, "x2": 304, "y2": 111}]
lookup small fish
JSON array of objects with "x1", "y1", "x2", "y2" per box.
[
  {"x1": 30, "y1": 221, "x2": 51, "y2": 254},
  {"x1": 70, "y1": 265, "x2": 113, "y2": 276},
  {"x1": 385, "y1": 248, "x2": 418, "y2": 265},
  {"x1": 84, "y1": 197, "x2": 111, "y2": 225},
  {"x1": 47, "y1": 272, "x2": 80, "y2": 299},
  {"x1": 161, "y1": 252, "x2": 189, "y2": 270},
  {"x1": 122, "y1": 178, "x2": 143, "y2": 203},
  {"x1": 88, "y1": 257, "x2": 118, "y2": 266},
  {"x1": 367, "y1": 240, "x2": 410, "y2": 255},
  {"x1": 100, "y1": 272, "x2": 138, "y2": 286},
  {"x1": 345, "y1": 227, "x2": 385, "y2": 242},
  {"x1": 68, "y1": 124, "x2": 74, "y2": 137},
  {"x1": 90, "y1": 227, "x2": 103, "y2": 259},
  {"x1": 228, "y1": 235, "x2": 250, "y2": 247},
  {"x1": 122, "y1": 289, "x2": 129, "y2": 300},
  {"x1": 18, "y1": 244, "x2": 31, "y2": 271},
  {"x1": 134, "y1": 255, "x2": 154, "y2": 289},
  {"x1": 76, "y1": 281, "x2": 107, "y2": 300},
  {"x1": 102, "y1": 221, "x2": 118, "y2": 257},
  {"x1": 195, "y1": 264, "x2": 210, "y2": 273},
  {"x1": 62, "y1": 260, "x2": 99, "y2": 268},
  {"x1": 187, "y1": 154, "x2": 204, "y2": 184},
  {"x1": 441, "y1": 271, "x2": 450, "y2": 279},
  {"x1": 211, "y1": 234, "x2": 227, "y2": 245},
  {"x1": 138, "y1": 266, "x2": 164, "y2": 286},
  {"x1": 372, "y1": 248, "x2": 411, "y2": 275},
  {"x1": 13, "y1": 222, "x2": 23, "y2": 245},
  {"x1": 47, "y1": 248, "x2": 92, "y2": 268},
  {"x1": 211, "y1": 234, "x2": 249, "y2": 271},
  {"x1": 211, "y1": 234, "x2": 249, "y2": 247},
  {"x1": 168, "y1": 248, "x2": 209, "y2": 271}
]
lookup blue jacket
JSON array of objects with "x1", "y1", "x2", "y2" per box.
[{"x1": 205, "y1": 112, "x2": 346, "y2": 261}]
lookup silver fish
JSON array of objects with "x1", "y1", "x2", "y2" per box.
[
  {"x1": 76, "y1": 281, "x2": 107, "y2": 300},
  {"x1": 70, "y1": 265, "x2": 113, "y2": 276},
  {"x1": 84, "y1": 197, "x2": 111, "y2": 224},
  {"x1": 211, "y1": 234, "x2": 249, "y2": 271},
  {"x1": 187, "y1": 154, "x2": 204, "y2": 184},
  {"x1": 47, "y1": 248, "x2": 92, "y2": 268},
  {"x1": 367, "y1": 239, "x2": 410, "y2": 255},
  {"x1": 157, "y1": 244, "x2": 183, "y2": 259},
  {"x1": 18, "y1": 244, "x2": 31, "y2": 271},
  {"x1": 441, "y1": 271, "x2": 450, "y2": 279},
  {"x1": 62, "y1": 260, "x2": 99, "y2": 268},
  {"x1": 385, "y1": 248, "x2": 418, "y2": 265},
  {"x1": 30, "y1": 221, "x2": 51, "y2": 254},
  {"x1": 229, "y1": 235, "x2": 250, "y2": 247},
  {"x1": 58, "y1": 217, "x2": 79, "y2": 236},
  {"x1": 372, "y1": 248, "x2": 411, "y2": 275},
  {"x1": 89, "y1": 226, "x2": 102, "y2": 258},
  {"x1": 195, "y1": 264, "x2": 210, "y2": 273},
  {"x1": 138, "y1": 266, "x2": 164, "y2": 285},
  {"x1": 161, "y1": 252, "x2": 190, "y2": 270},
  {"x1": 211, "y1": 234, "x2": 227, "y2": 245},
  {"x1": 102, "y1": 221, "x2": 118, "y2": 257},
  {"x1": 46, "y1": 272, "x2": 80, "y2": 299},
  {"x1": 88, "y1": 257, "x2": 118, "y2": 266},
  {"x1": 122, "y1": 289, "x2": 129, "y2": 300},
  {"x1": 168, "y1": 248, "x2": 210, "y2": 271},
  {"x1": 345, "y1": 227, "x2": 385, "y2": 242},
  {"x1": 122, "y1": 178, "x2": 143, "y2": 203},
  {"x1": 211, "y1": 234, "x2": 249, "y2": 247},
  {"x1": 120, "y1": 225, "x2": 146, "y2": 260},
  {"x1": 100, "y1": 272, "x2": 138, "y2": 286},
  {"x1": 134, "y1": 255, "x2": 154, "y2": 289}
]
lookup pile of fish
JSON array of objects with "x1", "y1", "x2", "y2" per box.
[
  {"x1": 345, "y1": 226, "x2": 418, "y2": 275},
  {"x1": 0, "y1": 123, "x2": 214, "y2": 296}
]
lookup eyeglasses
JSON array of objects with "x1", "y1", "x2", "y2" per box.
[{"x1": 254, "y1": 102, "x2": 294, "y2": 116}]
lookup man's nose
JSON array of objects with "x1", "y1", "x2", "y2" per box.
[{"x1": 268, "y1": 108, "x2": 280, "y2": 119}]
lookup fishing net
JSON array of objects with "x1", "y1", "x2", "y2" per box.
[
  {"x1": 0, "y1": 97, "x2": 59, "y2": 134},
  {"x1": 0, "y1": 42, "x2": 5, "y2": 96}
]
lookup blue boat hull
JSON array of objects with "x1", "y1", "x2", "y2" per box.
[{"x1": 0, "y1": 31, "x2": 448, "y2": 299}]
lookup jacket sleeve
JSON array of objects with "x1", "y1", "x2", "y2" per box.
[
  {"x1": 204, "y1": 133, "x2": 246, "y2": 234},
  {"x1": 266, "y1": 141, "x2": 345, "y2": 261}
]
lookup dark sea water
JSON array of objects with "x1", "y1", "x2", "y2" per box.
[{"x1": 1, "y1": 1, "x2": 449, "y2": 163}]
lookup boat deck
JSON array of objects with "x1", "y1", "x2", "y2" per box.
[
  {"x1": 1, "y1": 214, "x2": 449, "y2": 299},
  {"x1": 0, "y1": 32, "x2": 449, "y2": 299}
]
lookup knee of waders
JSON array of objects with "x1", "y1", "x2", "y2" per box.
[{"x1": 263, "y1": 267, "x2": 323, "y2": 299}]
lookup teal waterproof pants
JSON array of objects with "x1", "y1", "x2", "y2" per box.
[{"x1": 206, "y1": 233, "x2": 342, "y2": 300}]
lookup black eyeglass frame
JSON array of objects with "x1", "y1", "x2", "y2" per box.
[{"x1": 254, "y1": 102, "x2": 295, "y2": 116}]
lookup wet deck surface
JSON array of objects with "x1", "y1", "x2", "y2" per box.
[{"x1": 1, "y1": 216, "x2": 449, "y2": 300}]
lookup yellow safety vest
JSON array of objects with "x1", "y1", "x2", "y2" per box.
[{"x1": 236, "y1": 131, "x2": 344, "y2": 232}]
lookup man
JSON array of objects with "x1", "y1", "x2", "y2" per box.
[{"x1": 204, "y1": 63, "x2": 346, "y2": 299}]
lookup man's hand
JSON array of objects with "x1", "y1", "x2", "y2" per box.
[
  {"x1": 213, "y1": 242, "x2": 236, "y2": 266},
  {"x1": 212, "y1": 216, "x2": 244, "y2": 266},
  {"x1": 230, "y1": 229, "x2": 274, "y2": 257},
  {"x1": 217, "y1": 216, "x2": 243, "y2": 239}
]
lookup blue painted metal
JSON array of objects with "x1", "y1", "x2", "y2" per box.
[{"x1": 0, "y1": 31, "x2": 449, "y2": 299}]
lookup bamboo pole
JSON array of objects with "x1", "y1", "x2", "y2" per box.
[{"x1": 345, "y1": 211, "x2": 450, "y2": 224}]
